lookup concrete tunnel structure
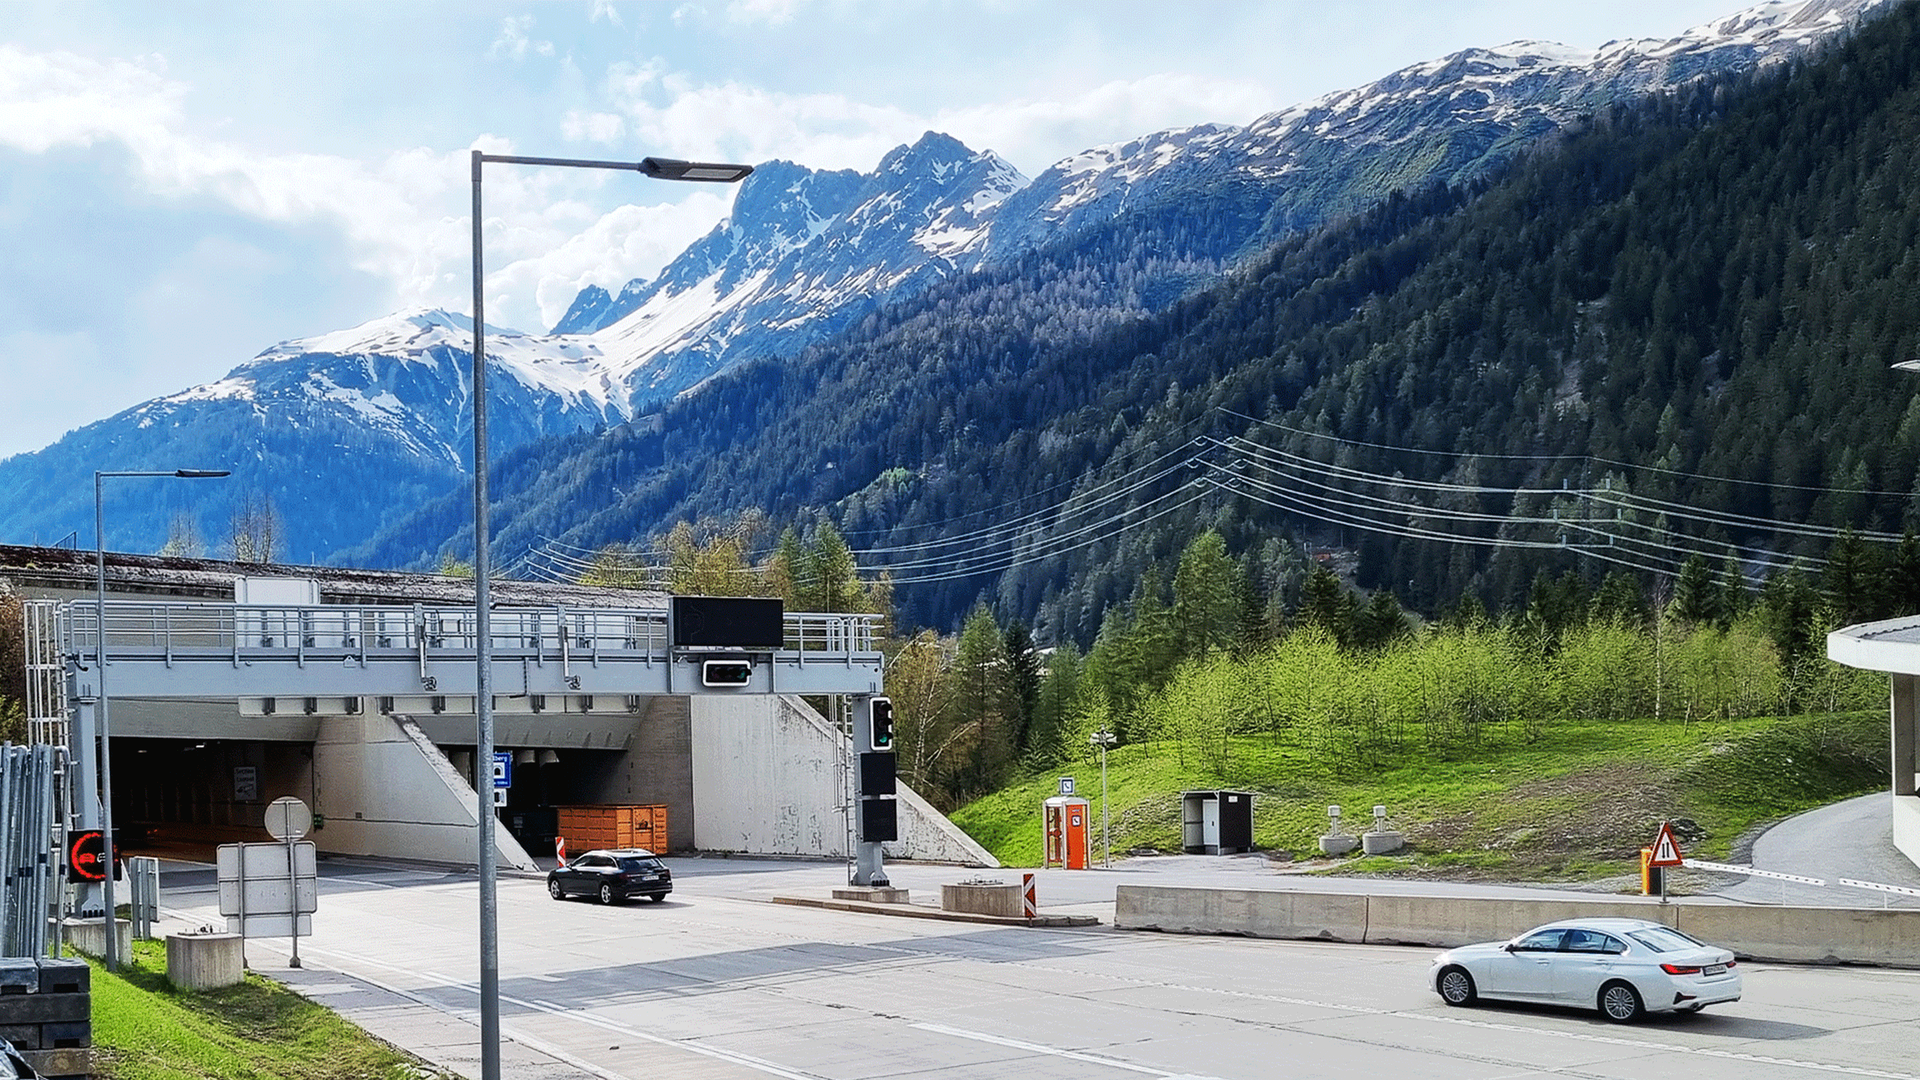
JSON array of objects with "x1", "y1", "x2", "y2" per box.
[{"x1": 2, "y1": 544, "x2": 994, "y2": 872}]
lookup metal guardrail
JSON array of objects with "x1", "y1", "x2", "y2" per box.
[
  {"x1": 127, "y1": 857, "x2": 160, "y2": 940},
  {"x1": 1682, "y1": 858, "x2": 1920, "y2": 906}
]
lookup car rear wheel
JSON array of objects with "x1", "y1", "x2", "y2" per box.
[
  {"x1": 547, "y1": 879, "x2": 564, "y2": 900},
  {"x1": 1437, "y1": 967, "x2": 1476, "y2": 1006},
  {"x1": 599, "y1": 882, "x2": 617, "y2": 905},
  {"x1": 648, "y1": 893, "x2": 668, "y2": 903},
  {"x1": 1599, "y1": 981, "x2": 1644, "y2": 1023}
]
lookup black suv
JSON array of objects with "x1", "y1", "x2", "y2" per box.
[{"x1": 547, "y1": 848, "x2": 673, "y2": 904}]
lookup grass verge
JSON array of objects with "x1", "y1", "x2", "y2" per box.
[
  {"x1": 949, "y1": 712, "x2": 1889, "y2": 880},
  {"x1": 88, "y1": 939, "x2": 456, "y2": 1080}
]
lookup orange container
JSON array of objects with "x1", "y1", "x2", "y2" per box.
[{"x1": 555, "y1": 805, "x2": 668, "y2": 853}]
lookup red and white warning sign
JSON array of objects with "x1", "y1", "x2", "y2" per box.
[
  {"x1": 1648, "y1": 821, "x2": 1684, "y2": 867},
  {"x1": 1022, "y1": 873, "x2": 1037, "y2": 918}
]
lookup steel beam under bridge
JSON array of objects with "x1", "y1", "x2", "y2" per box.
[{"x1": 56, "y1": 600, "x2": 886, "y2": 699}]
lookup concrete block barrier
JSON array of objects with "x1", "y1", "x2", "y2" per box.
[
  {"x1": 1113, "y1": 885, "x2": 1920, "y2": 968},
  {"x1": 63, "y1": 917, "x2": 130, "y2": 963},
  {"x1": 1361, "y1": 893, "x2": 1676, "y2": 948},
  {"x1": 1117, "y1": 886, "x2": 1369, "y2": 942},
  {"x1": 1673, "y1": 904, "x2": 1920, "y2": 966},
  {"x1": 168, "y1": 932, "x2": 246, "y2": 991},
  {"x1": 941, "y1": 882, "x2": 1023, "y2": 917}
]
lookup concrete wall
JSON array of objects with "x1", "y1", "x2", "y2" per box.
[
  {"x1": 1896, "y1": 795, "x2": 1920, "y2": 870},
  {"x1": 578, "y1": 697, "x2": 694, "y2": 852},
  {"x1": 416, "y1": 697, "x2": 697, "y2": 852},
  {"x1": 311, "y1": 713, "x2": 535, "y2": 871},
  {"x1": 690, "y1": 695, "x2": 997, "y2": 866},
  {"x1": 1115, "y1": 885, "x2": 1920, "y2": 968},
  {"x1": 1894, "y1": 677, "x2": 1920, "y2": 868}
]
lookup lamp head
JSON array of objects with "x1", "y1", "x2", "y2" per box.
[{"x1": 639, "y1": 157, "x2": 754, "y2": 183}]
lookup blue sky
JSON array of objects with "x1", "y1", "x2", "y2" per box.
[{"x1": 0, "y1": 0, "x2": 1749, "y2": 459}]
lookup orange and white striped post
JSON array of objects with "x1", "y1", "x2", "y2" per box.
[
  {"x1": 1022, "y1": 873, "x2": 1037, "y2": 918},
  {"x1": 555, "y1": 836, "x2": 568, "y2": 865}
]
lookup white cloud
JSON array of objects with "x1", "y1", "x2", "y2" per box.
[
  {"x1": 936, "y1": 72, "x2": 1277, "y2": 174},
  {"x1": 598, "y1": 60, "x2": 1274, "y2": 176},
  {"x1": 588, "y1": 0, "x2": 624, "y2": 27},
  {"x1": 0, "y1": 45, "x2": 743, "y2": 338},
  {"x1": 728, "y1": 0, "x2": 803, "y2": 25},
  {"x1": 0, "y1": 46, "x2": 183, "y2": 154},
  {"x1": 489, "y1": 15, "x2": 556, "y2": 61},
  {"x1": 562, "y1": 110, "x2": 627, "y2": 144},
  {"x1": 486, "y1": 192, "x2": 737, "y2": 329}
]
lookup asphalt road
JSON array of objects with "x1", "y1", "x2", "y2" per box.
[
  {"x1": 146, "y1": 847, "x2": 1920, "y2": 1080},
  {"x1": 1711, "y1": 792, "x2": 1920, "y2": 908}
]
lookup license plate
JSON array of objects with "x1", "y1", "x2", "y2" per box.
[{"x1": 1703, "y1": 963, "x2": 1726, "y2": 975}]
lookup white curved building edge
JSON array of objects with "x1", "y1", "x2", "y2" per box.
[{"x1": 1827, "y1": 617, "x2": 1920, "y2": 871}]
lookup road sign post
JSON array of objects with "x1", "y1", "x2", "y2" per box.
[
  {"x1": 1648, "y1": 821, "x2": 1684, "y2": 904},
  {"x1": 264, "y1": 797, "x2": 311, "y2": 967}
]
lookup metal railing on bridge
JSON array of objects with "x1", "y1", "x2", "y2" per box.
[{"x1": 43, "y1": 599, "x2": 886, "y2": 699}]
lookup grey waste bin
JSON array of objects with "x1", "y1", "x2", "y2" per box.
[{"x1": 1181, "y1": 790, "x2": 1255, "y2": 854}]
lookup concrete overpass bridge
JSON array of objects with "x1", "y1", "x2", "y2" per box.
[{"x1": 4, "y1": 546, "x2": 991, "y2": 904}]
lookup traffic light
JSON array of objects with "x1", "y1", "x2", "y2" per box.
[
  {"x1": 870, "y1": 697, "x2": 894, "y2": 751},
  {"x1": 860, "y1": 796, "x2": 898, "y2": 842}
]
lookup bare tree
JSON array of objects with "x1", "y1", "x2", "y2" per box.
[
  {"x1": 158, "y1": 512, "x2": 206, "y2": 558},
  {"x1": 228, "y1": 493, "x2": 281, "y2": 563}
]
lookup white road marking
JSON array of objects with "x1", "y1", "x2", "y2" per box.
[
  {"x1": 940, "y1": 950, "x2": 1920, "y2": 1080},
  {"x1": 307, "y1": 947, "x2": 829, "y2": 1080},
  {"x1": 227, "y1": 918, "x2": 1920, "y2": 1080},
  {"x1": 913, "y1": 1021, "x2": 1224, "y2": 1079}
]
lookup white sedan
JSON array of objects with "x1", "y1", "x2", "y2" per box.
[{"x1": 1429, "y1": 917, "x2": 1741, "y2": 1022}]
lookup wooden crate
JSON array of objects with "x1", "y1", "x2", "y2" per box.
[{"x1": 555, "y1": 805, "x2": 668, "y2": 853}]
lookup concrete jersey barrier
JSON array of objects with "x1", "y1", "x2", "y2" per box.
[{"x1": 1114, "y1": 885, "x2": 1920, "y2": 969}]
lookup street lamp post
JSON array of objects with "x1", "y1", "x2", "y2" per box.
[
  {"x1": 1091, "y1": 729, "x2": 1117, "y2": 867},
  {"x1": 469, "y1": 150, "x2": 750, "y2": 1080},
  {"x1": 92, "y1": 468, "x2": 228, "y2": 971}
]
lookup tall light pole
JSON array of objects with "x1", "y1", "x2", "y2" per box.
[
  {"x1": 93, "y1": 468, "x2": 228, "y2": 971},
  {"x1": 469, "y1": 150, "x2": 750, "y2": 1080},
  {"x1": 1091, "y1": 729, "x2": 1116, "y2": 867}
]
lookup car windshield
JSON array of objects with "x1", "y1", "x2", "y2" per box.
[
  {"x1": 1626, "y1": 926, "x2": 1705, "y2": 952},
  {"x1": 616, "y1": 857, "x2": 663, "y2": 872}
]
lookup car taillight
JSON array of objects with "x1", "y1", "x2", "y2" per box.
[{"x1": 1660, "y1": 963, "x2": 1702, "y2": 975}]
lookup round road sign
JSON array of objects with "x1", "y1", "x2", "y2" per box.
[{"x1": 264, "y1": 796, "x2": 312, "y2": 841}]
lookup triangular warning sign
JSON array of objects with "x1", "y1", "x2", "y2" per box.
[{"x1": 1649, "y1": 822, "x2": 1684, "y2": 867}]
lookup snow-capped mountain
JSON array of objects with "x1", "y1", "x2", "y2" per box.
[
  {"x1": 153, "y1": 310, "x2": 623, "y2": 470},
  {"x1": 980, "y1": 0, "x2": 1883, "y2": 249},
  {"x1": 554, "y1": 133, "x2": 1026, "y2": 407},
  {"x1": 0, "y1": 0, "x2": 1881, "y2": 561},
  {"x1": 550, "y1": 0, "x2": 1881, "y2": 409}
]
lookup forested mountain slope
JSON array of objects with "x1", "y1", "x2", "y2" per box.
[{"x1": 356, "y1": 3, "x2": 1920, "y2": 641}]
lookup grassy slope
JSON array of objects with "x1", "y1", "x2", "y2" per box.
[
  {"x1": 949, "y1": 713, "x2": 1889, "y2": 879},
  {"x1": 89, "y1": 940, "x2": 454, "y2": 1080}
]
